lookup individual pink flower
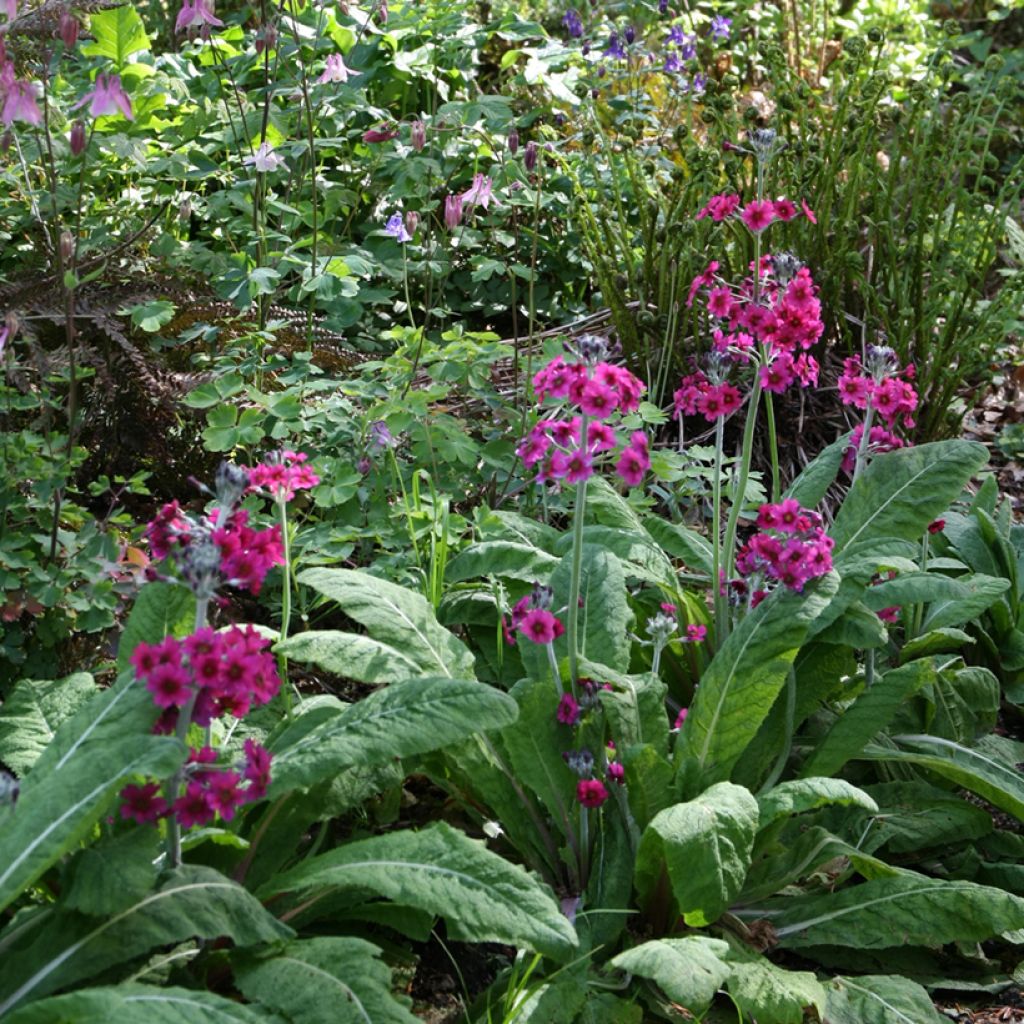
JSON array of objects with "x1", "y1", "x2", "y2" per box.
[
  {"x1": 174, "y1": 782, "x2": 216, "y2": 828},
  {"x1": 444, "y1": 193, "x2": 463, "y2": 230},
  {"x1": 615, "y1": 445, "x2": 648, "y2": 487},
  {"x1": 587, "y1": 422, "x2": 617, "y2": 452},
  {"x1": 576, "y1": 778, "x2": 609, "y2": 808},
  {"x1": 175, "y1": 0, "x2": 222, "y2": 32},
  {"x1": 146, "y1": 663, "x2": 193, "y2": 709},
  {"x1": 462, "y1": 173, "x2": 495, "y2": 209},
  {"x1": 205, "y1": 770, "x2": 245, "y2": 820},
  {"x1": 773, "y1": 198, "x2": 798, "y2": 221},
  {"x1": 317, "y1": 52, "x2": 358, "y2": 84},
  {"x1": 73, "y1": 73, "x2": 133, "y2": 120},
  {"x1": 518, "y1": 608, "x2": 562, "y2": 645},
  {"x1": 674, "y1": 706, "x2": 689, "y2": 729},
  {"x1": 684, "y1": 624, "x2": 706, "y2": 643},
  {"x1": 119, "y1": 782, "x2": 169, "y2": 824},
  {"x1": 607, "y1": 761, "x2": 625, "y2": 785},
  {"x1": 580, "y1": 379, "x2": 617, "y2": 419},
  {"x1": 1, "y1": 80, "x2": 42, "y2": 127},
  {"x1": 741, "y1": 199, "x2": 775, "y2": 233},
  {"x1": 557, "y1": 693, "x2": 580, "y2": 726},
  {"x1": 243, "y1": 738, "x2": 273, "y2": 799},
  {"x1": 707, "y1": 286, "x2": 734, "y2": 318},
  {"x1": 801, "y1": 199, "x2": 817, "y2": 223}
]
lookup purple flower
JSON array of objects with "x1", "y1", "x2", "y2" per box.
[
  {"x1": 710, "y1": 14, "x2": 731, "y2": 41},
  {"x1": 562, "y1": 8, "x2": 583, "y2": 38},
  {"x1": 384, "y1": 212, "x2": 411, "y2": 243},
  {"x1": 664, "y1": 52, "x2": 683, "y2": 74},
  {"x1": 658, "y1": 0, "x2": 669, "y2": 12},
  {"x1": 244, "y1": 141, "x2": 285, "y2": 172},
  {"x1": 624, "y1": 25, "x2": 635, "y2": 44},
  {"x1": 1, "y1": 80, "x2": 41, "y2": 127},
  {"x1": 444, "y1": 193, "x2": 463, "y2": 230},
  {"x1": 317, "y1": 52, "x2": 358, "y2": 84},
  {"x1": 461, "y1": 173, "x2": 494, "y2": 210},
  {"x1": 175, "y1": 0, "x2": 222, "y2": 33},
  {"x1": 604, "y1": 32, "x2": 626, "y2": 60},
  {"x1": 72, "y1": 73, "x2": 133, "y2": 120},
  {"x1": 691, "y1": 72, "x2": 707, "y2": 94},
  {"x1": 667, "y1": 27, "x2": 696, "y2": 60},
  {"x1": 368, "y1": 420, "x2": 395, "y2": 449}
]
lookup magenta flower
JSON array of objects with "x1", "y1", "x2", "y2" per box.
[
  {"x1": 175, "y1": 0, "x2": 222, "y2": 32},
  {"x1": 1, "y1": 80, "x2": 42, "y2": 127},
  {"x1": 579, "y1": 379, "x2": 617, "y2": 419},
  {"x1": 685, "y1": 624, "x2": 707, "y2": 643},
  {"x1": 174, "y1": 783, "x2": 216, "y2": 828},
  {"x1": 576, "y1": 778, "x2": 609, "y2": 808},
  {"x1": 146, "y1": 663, "x2": 193, "y2": 709},
  {"x1": 518, "y1": 608, "x2": 562, "y2": 645},
  {"x1": 557, "y1": 693, "x2": 581, "y2": 726},
  {"x1": 120, "y1": 782, "x2": 169, "y2": 824},
  {"x1": 363, "y1": 124, "x2": 398, "y2": 144},
  {"x1": 773, "y1": 198, "x2": 798, "y2": 221},
  {"x1": 674, "y1": 706, "x2": 689, "y2": 729},
  {"x1": 607, "y1": 761, "x2": 625, "y2": 784},
  {"x1": 741, "y1": 199, "x2": 776, "y2": 233},
  {"x1": 615, "y1": 445, "x2": 648, "y2": 487},
  {"x1": 73, "y1": 73, "x2": 133, "y2": 120},
  {"x1": 801, "y1": 199, "x2": 817, "y2": 223}
]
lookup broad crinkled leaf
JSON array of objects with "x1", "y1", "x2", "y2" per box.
[
  {"x1": 0, "y1": 678, "x2": 183, "y2": 916},
  {"x1": 0, "y1": 674, "x2": 97, "y2": 777},
  {"x1": 757, "y1": 778, "x2": 878, "y2": 829},
  {"x1": 830, "y1": 441, "x2": 988, "y2": 553},
  {"x1": 274, "y1": 630, "x2": 422, "y2": 685},
  {"x1": 723, "y1": 946, "x2": 826, "y2": 1024},
  {"x1": 117, "y1": 582, "x2": 195, "y2": 674},
  {"x1": 297, "y1": 568, "x2": 476, "y2": 678},
  {"x1": 766, "y1": 869, "x2": 1024, "y2": 949},
  {"x1": 784, "y1": 433, "x2": 848, "y2": 510},
  {"x1": 235, "y1": 937, "x2": 417, "y2": 1024},
  {"x1": 4, "y1": 984, "x2": 270, "y2": 1024},
  {"x1": 635, "y1": 782, "x2": 758, "y2": 927},
  {"x1": 800, "y1": 661, "x2": 935, "y2": 779},
  {"x1": 825, "y1": 974, "x2": 946, "y2": 1024},
  {"x1": 0, "y1": 866, "x2": 292, "y2": 1014},
  {"x1": 677, "y1": 576, "x2": 838, "y2": 788},
  {"x1": 269, "y1": 677, "x2": 517, "y2": 795},
  {"x1": 611, "y1": 937, "x2": 731, "y2": 1014},
  {"x1": 643, "y1": 517, "x2": 714, "y2": 576},
  {"x1": 445, "y1": 541, "x2": 559, "y2": 583},
  {"x1": 259, "y1": 822, "x2": 577, "y2": 960}
]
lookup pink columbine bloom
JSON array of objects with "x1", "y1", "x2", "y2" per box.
[
  {"x1": 462, "y1": 173, "x2": 495, "y2": 209},
  {"x1": 363, "y1": 124, "x2": 398, "y2": 143},
  {"x1": 2, "y1": 80, "x2": 42, "y2": 127},
  {"x1": 317, "y1": 52, "x2": 358, "y2": 84},
  {"x1": 444, "y1": 193, "x2": 463, "y2": 230},
  {"x1": 175, "y1": 0, "x2": 222, "y2": 32},
  {"x1": 73, "y1": 73, "x2": 133, "y2": 120},
  {"x1": 245, "y1": 141, "x2": 285, "y2": 173}
]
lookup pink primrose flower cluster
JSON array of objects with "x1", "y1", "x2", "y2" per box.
[
  {"x1": 696, "y1": 192, "x2": 816, "y2": 230},
  {"x1": 248, "y1": 450, "x2": 320, "y2": 502},
  {"x1": 734, "y1": 499, "x2": 834, "y2": 598},
  {"x1": 521, "y1": 352, "x2": 650, "y2": 487}
]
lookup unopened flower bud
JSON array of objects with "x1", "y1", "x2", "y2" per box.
[
  {"x1": 524, "y1": 140, "x2": 538, "y2": 171},
  {"x1": 507, "y1": 127, "x2": 519, "y2": 154},
  {"x1": 255, "y1": 23, "x2": 277, "y2": 54},
  {"x1": 178, "y1": 196, "x2": 192, "y2": 222},
  {"x1": 624, "y1": 25, "x2": 635, "y2": 44},
  {"x1": 215, "y1": 461, "x2": 250, "y2": 509},
  {"x1": 410, "y1": 119, "x2": 426, "y2": 152},
  {"x1": 374, "y1": 0, "x2": 387, "y2": 25},
  {"x1": 59, "y1": 230, "x2": 75, "y2": 264},
  {"x1": 59, "y1": 11, "x2": 79, "y2": 48},
  {"x1": 404, "y1": 210, "x2": 419, "y2": 237},
  {"x1": 69, "y1": 120, "x2": 87, "y2": 155}
]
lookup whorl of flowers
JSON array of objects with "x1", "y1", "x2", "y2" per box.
[
  {"x1": 734, "y1": 499, "x2": 834, "y2": 599},
  {"x1": 521, "y1": 336, "x2": 650, "y2": 488},
  {"x1": 247, "y1": 450, "x2": 320, "y2": 502}
]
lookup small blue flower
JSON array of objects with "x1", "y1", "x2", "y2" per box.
[
  {"x1": 384, "y1": 212, "x2": 411, "y2": 243},
  {"x1": 562, "y1": 8, "x2": 583, "y2": 38},
  {"x1": 710, "y1": 14, "x2": 731, "y2": 41},
  {"x1": 664, "y1": 52, "x2": 683, "y2": 74},
  {"x1": 605, "y1": 31, "x2": 626, "y2": 59}
]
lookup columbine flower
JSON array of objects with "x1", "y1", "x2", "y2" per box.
[
  {"x1": 362, "y1": 124, "x2": 398, "y2": 143},
  {"x1": 73, "y1": 73, "x2": 133, "y2": 120},
  {"x1": 562, "y1": 8, "x2": 583, "y2": 37},
  {"x1": 384, "y1": 211, "x2": 412, "y2": 243},
  {"x1": 317, "y1": 52, "x2": 357, "y2": 84},
  {"x1": 444, "y1": 193, "x2": 463, "y2": 230},
  {"x1": 175, "y1": 0, "x2": 222, "y2": 32},
  {"x1": 245, "y1": 141, "x2": 285, "y2": 172},
  {"x1": 1, "y1": 80, "x2": 41, "y2": 127},
  {"x1": 462, "y1": 173, "x2": 494, "y2": 210}
]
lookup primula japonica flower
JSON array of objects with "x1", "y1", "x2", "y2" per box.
[
  {"x1": 245, "y1": 141, "x2": 286, "y2": 173},
  {"x1": 837, "y1": 348, "x2": 918, "y2": 428},
  {"x1": 674, "y1": 706, "x2": 688, "y2": 729},
  {"x1": 518, "y1": 608, "x2": 564, "y2": 645},
  {"x1": 317, "y1": 52, "x2": 357, "y2": 84},
  {"x1": 741, "y1": 199, "x2": 776, "y2": 233},
  {"x1": 928, "y1": 519, "x2": 946, "y2": 535},
  {"x1": 73, "y1": 73, "x2": 133, "y2": 120},
  {"x1": 120, "y1": 782, "x2": 169, "y2": 824},
  {"x1": 175, "y1": 0, "x2": 222, "y2": 32},
  {"x1": 248, "y1": 450, "x2": 319, "y2": 502},
  {"x1": 840, "y1": 424, "x2": 904, "y2": 474},
  {"x1": 557, "y1": 693, "x2": 581, "y2": 726},
  {"x1": 384, "y1": 212, "x2": 412, "y2": 243},
  {"x1": 735, "y1": 501, "x2": 834, "y2": 594},
  {"x1": 577, "y1": 778, "x2": 609, "y2": 808}
]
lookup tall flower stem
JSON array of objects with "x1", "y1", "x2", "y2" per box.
[
  {"x1": 276, "y1": 497, "x2": 294, "y2": 722},
  {"x1": 566, "y1": 416, "x2": 590, "y2": 688},
  {"x1": 579, "y1": 806, "x2": 590, "y2": 890},
  {"x1": 165, "y1": 594, "x2": 210, "y2": 869},
  {"x1": 853, "y1": 402, "x2": 875, "y2": 482},
  {"x1": 712, "y1": 415, "x2": 726, "y2": 635},
  {"x1": 545, "y1": 641, "x2": 563, "y2": 697},
  {"x1": 764, "y1": 391, "x2": 781, "y2": 502}
]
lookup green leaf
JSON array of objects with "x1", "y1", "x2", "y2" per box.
[
  {"x1": 825, "y1": 975, "x2": 946, "y2": 1024},
  {"x1": 861, "y1": 734, "x2": 1024, "y2": 822},
  {"x1": 766, "y1": 869, "x2": 1024, "y2": 949},
  {"x1": 611, "y1": 937, "x2": 731, "y2": 1014},
  {"x1": 0, "y1": 866, "x2": 291, "y2": 1013},
  {"x1": 4, "y1": 984, "x2": 271, "y2": 1024},
  {"x1": 62, "y1": 829, "x2": 160, "y2": 916},
  {"x1": 861, "y1": 572, "x2": 1008, "y2": 627},
  {"x1": 677, "y1": 575, "x2": 838, "y2": 788},
  {"x1": 235, "y1": 937, "x2": 417, "y2": 1024},
  {"x1": 500, "y1": 979, "x2": 588, "y2": 1022},
  {"x1": 0, "y1": 673, "x2": 97, "y2": 777},
  {"x1": 445, "y1": 541, "x2": 558, "y2": 583},
  {"x1": 269, "y1": 677, "x2": 517, "y2": 795},
  {"x1": 596, "y1": 667, "x2": 669, "y2": 752},
  {"x1": 800, "y1": 661, "x2": 935, "y2": 779},
  {"x1": 80, "y1": 4, "x2": 150, "y2": 66},
  {"x1": 125, "y1": 300, "x2": 177, "y2": 333},
  {"x1": 259, "y1": 822, "x2": 578, "y2": 960},
  {"x1": 757, "y1": 778, "x2": 878, "y2": 829},
  {"x1": 635, "y1": 782, "x2": 758, "y2": 927},
  {"x1": 784, "y1": 433, "x2": 848, "y2": 510},
  {"x1": 297, "y1": 568, "x2": 476, "y2": 678},
  {"x1": 0, "y1": 679, "x2": 184, "y2": 917},
  {"x1": 643, "y1": 517, "x2": 713, "y2": 576},
  {"x1": 557, "y1": 526, "x2": 676, "y2": 588},
  {"x1": 118, "y1": 583, "x2": 196, "y2": 674},
  {"x1": 723, "y1": 945, "x2": 826, "y2": 1024},
  {"x1": 830, "y1": 441, "x2": 988, "y2": 552},
  {"x1": 274, "y1": 630, "x2": 421, "y2": 684},
  {"x1": 862, "y1": 782, "x2": 992, "y2": 854}
]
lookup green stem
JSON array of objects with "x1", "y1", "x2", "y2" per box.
[
  {"x1": 401, "y1": 248, "x2": 417, "y2": 332},
  {"x1": 760, "y1": 666, "x2": 795, "y2": 792},
  {"x1": 712, "y1": 415, "x2": 726, "y2": 636},
  {"x1": 566, "y1": 416, "x2": 590, "y2": 687},
  {"x1": 276, "y1": 497, "x2": 294, "y2": 722},
  {"x1": 546, "y1": 641, "x2": 563, "y2": 697},
  {"x1": 166, "y1": 595, "x2": 210, "y2": 869},
  {"x1": 764, "y1": 390, "x2": 781, "y2": 502},
  {"x1": 579, "y1": 806, "x2": 590, "y2": 891}
]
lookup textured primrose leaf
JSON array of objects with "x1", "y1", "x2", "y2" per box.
[
  {"x1": 274, "y1": 630, "x2": 422, "y2": 684},
  {"x1": 268, "y1": 676, "x2": 517, "y2": 796},
  {"x1": 723, "y1": 946, "x2": 827, "y2": 1024},
  {"x1": 445, "y1": 541, "x2": 559, "y2": 583},
  {"x1": 611, "y1": 937, "x2": 731, "y2": 1014},
  {"x1": 259, "y1": 822, "x2": 577, "y2": 960},
  {"x1": 825, "y1": 974, "x2": 946, "y2": 1024},
  {"x1": 757, "y1": 778, "x2": 878, "y2": 829},
  {"x1": 117, "y1": 582, "x2": 196, "y2": 674},
  {"x1": 297, "y1": 568, "x2": 476, "y2": 678}
]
